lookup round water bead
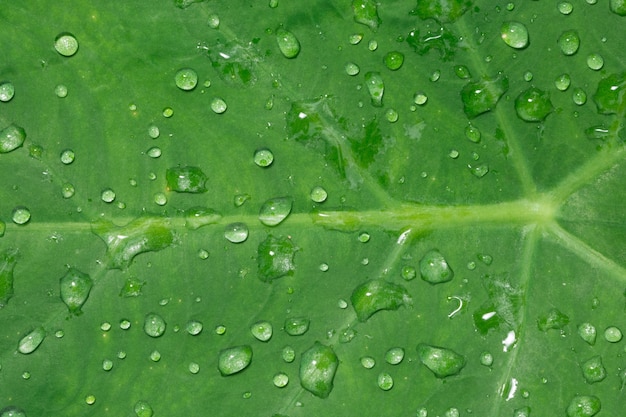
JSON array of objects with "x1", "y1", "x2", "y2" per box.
[
  {"x1": 586, "y1": 54, "x2": 604, "y2": 71},
  {"x1": 54, "y1": 33, "x2": 79, "y2": 56},
  {"x1": 175, "y1": 68, "x2": 198, "y2": 91},
  {"x1": 60, "y1": 149, "x2": 75, "y2": 164},
  {"x1": 310, "y1": 186, "x2": 328, "y2": 202},
  {"x1": 383, "y1": 51, "x2": 404, "y2": 70},
  {"x1": 345, "y1": 62, "x2": 360, "y2": 76},
  {"x1": 85, "y1": 395, "x2": 96, "y2": 405},
  {"x1": 224, "y1": 222, "x2": 249, "y2": 243},
  {"x1": 186, "y1": 320, "x2": 203, "y2": 335},
  {"x1": 385, "y1": 347, "x2": 405, "y2": 365},
  {"x1": 12, "y1": 207, "x2": 31, "y2": 225},
  {"x1": 101, "y1": 188, "x2": 116, "y2": 203},
  {"x1": 604, "y1": 326, "x2": 623, "y2": 342},
  {"x1": 414, "y1": 92, "x2": 428, "y2": 105},
  {"x1": 210, "y1": 97, "x2": 228, "y2": 114},
  {"x1": 282, "y1": 346, "x2": 296, "y2": 363},
  {"x1": 207, "y1": 14, "x2": 220, "y2": 28},
  {"x1": 254, "y1": 148, "x2": 274, "y2": 167},
  {"x1": 148, "y1": 125, "x2": 160, "y2": 139},
  {"x1": 558, "y1": 1, "x2": 573, "y2": 14},
  {"x1": 273, "y1": 372, "x2": 289, "y2": 388},
  {"x1": 360, "y1": 356, "x2": 376, "y2": 369},
  {"x1": 144, "y1": 313, "x2": 166, "y2": 337},
  {"x1": 558, "y1": 30, "x2": 580, "y2": 56},
  {"x1": 55, "y1": 84, "x2": 68, "y2": 98},
  {"x1": 188, "y1": 362, "x2": 200, "y2": 374},
  {"x1": 377, "y1": 372, "x2": 394, "y2": 390},
  {"x1": 572, "y1": 88, "x2": 587, "y2": 105},
  {"x1": 250, "y1": 321, "x2": 273, "y2": 342},
  {"x1": 500, "y1": 21, "x2": 529, "y2": 49},
  {"x1": 134, "y1": 400, "x2": 154, "y2": 417},
  {"x1": 0, "y1": 81, "x2": 15, "y2": 102},
  {"x1": 153, "y1": 192, "x2": 167, "y2": 206},
  {"x1": 385, "y1": 108, "x2": 399, "y2": 123},
  {"x1": 102, "y1": 359, "x2": 113, "y2": 371}
]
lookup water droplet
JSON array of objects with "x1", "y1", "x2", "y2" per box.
[
  {"x1": 558, "y1": 30, "x2": 580, "y2": 56},
  {"x1": 284, "y1": 317, "x2": 310, "y2": 336},
  {"x1": 54, "y1": 33, "x2": 79, "y2": 56},
  {"x1": 162, "y1": 107, "x2": 174, "y2": 118},
  {"x1": 351, "y1": 278, "x2": 411, "y2": 322},
  {"x1": 257, "y1": 234, "x2": 296, "y2": 282},
  {"x1": 254, "y1": 148, "x2": 274, "y2": 167},
  {"x1": 558, "y1": 1, "x2": 574, "y2": 14},
  {"x1": 223, "y1": 222, "x2": 248, "y2": 244},
  {"x1": 349, "y1": 33, "x2": 364, "y2": 44},
  {"x1": 102, "y1": 359, "x2": 113, "y2": 371},
  {"x1": 59, "y1": 268, "x2": 93, "y2": 315},
  {"x1": 385, "y1": 347, "x2": 405, "y2": 365},
  {"x1": 581, "y1": 355, "x2": 606, "y2": 384},
  {"x1": 465, "y1": 124, "x2": 481, "y2": 143},
  {"x1": 59, "y1": 149, "x2": 75, "y2": 165},
  {"x1": 345, "y1": 62, "x2": 360, "y2": 76},
  {"x1": 250, "y1": 321, "x2": 273, "y2": 341},
  {"x1": 276, "y1": 28, "x2": 301, "y2": 59},
  {"x1": 352, "y1": 0, "x2": 381, "y2": 30},
  {"x1": 153, "y1": 192, "x2": 167, "y2": 206},
  {"x1": 401, "y1": 265, "x2": 417, "y2": 281},
  {"x1": 414, "y1": 92, "x2": 428, "y2": 105},
  {"x1": 148, "y1": 125, "x2": 160, "y2": 139},
  {"x1": 610, "y1": 0, "x2": 626, "y2": 15},
  {"x1": 118, "y1": 319, "x2": 131, "y2": 330},
  {"x1": 185, "y1": 320, "x2": 203, "y2": 336},
  {"x1": 364, "y1": 71, "x2": 384, "y2": 107},
  {"x1": 537, "y1": 308, "x2": 569, "y2": 331},
  {"x1": 269, "y1": 0, "x2": 279, "y2": 8},
  {"x1": 299, "y1": 342, "x2": 338, "y2": 398},
  {"x1": 384, "y1": 51, "x2": 404, "y2": 70},
  {"x1": 101, "y1": 188, "x2": 116, "y2": 203},
  {"x1": 144, "y1": 313, "x2": 166, "y2": 337},
  {"x1": 430, "y1": 69, "x2": 441, "y2": 82},
  {"x1": 18, "y1": 326, "x2": 46, "y2": 354},
  {"x1": 555, "y1": 73, "x2": 571, "y2": 91},
  {"x1": 218, "y1": 345, "x2": 253, "y2": 376},
  {"x1": 452, "y1": 65, "x2": 470, "y2": 79},
  {"x1": 416, "y1": 408, "x2": 428, "y2": 417},
  {"x1": 593, "y1": 72, "x2": 626, "y2": 115},
  {"x1": 100, "y1": 322, "x2": 111, "y2": 331},
  {"x1": 85, "y1": 395, "x2": 96, "y2": 405},
  {"x1": 0, "y1": 220, "x2": 5, "y2": 237},
  {"x1": 461, "y1": 75, "x2": 509, "y2": 118},
  {"x1": 134, "y1": 401, "x2": 154, "y2": 417},
  {"x1": 572, "y1": 88, "x2": 587, "y2": 106},
  {"x1": 184, "y1": 207, "x2": 221, "y2": 230},
  {"x1": 478, "y1": 253, "x2": 493, "y2": 265},
  {"x1": 577, "y1": 322, "x2": 597, "y2": 345},
  {"x1": 273, "y1": 372, "x2": 289, "y2": 388},
  {"x1": 117, "y1": 350, "x2": 127, "y2": 359},
  {"x1": 360, "y1": 356, "x2": 376, "y2": 369},
  {"x1": 166, "y1": 166, "x2": 208, "y2": 193},
  {"x1": 480, "y1": 351, "x2": 494, "y2": 366},
  {"x1": 514, "y1": 406, "x2": 531, "y2": 417},
  {"x1": 419, "y1": 249, "x2": 454, "y2": 284},
  {"x1": 0, "y1": 123, "x2": 26, "y2": 154},
  {"x1": 0, "y1": 406, "x2": 27, "y2": 417},
  {"x1": 566, "y1": 395, "x2": 601, "y2": 417},
  {"x1": 501, "y1": 21, "x2": 529, "y2": 49},
  {"x1": 385, "y1": 108, "x2": 399, "y2": 123},
  {"x1": 310, "y1": 186, "x2": 328, "y2": 203},
  {"x1": 282, "y1": 346, "x2": 296, "y2": 363},
  {"x1": 445, "y1": 408, "x2": 460, "y2": 417},
  {"x1": 149, "y1": 350, "x2": 161, "y2": 362},
  {"x1": 210, "y1": 97, "x2": 227, "y2": 114},
  {"x1": 0, "y1": 81, "x2": 15, "y2": 102},
  {"x1": 0, "y1": 248, "x2": 18, "y2": 307},
  {"x1": 55, "y1": 84, "x2": 68, "y2": 98},
  {"x1": 21, "y1": 371, "x2": 30, "y2": 380},
  {"x1": 523, "y1": 71, "x2": 533, "y2": 82},
  {"x1": 146, "y1": 147, "x2": 161, "y2": 158},
  {"x1": 215, "y1": 325, "x2": 226, "y2": 335},
  {"x1": 377, "y1": 372, "x2": 394, "y2": 390},
  {"x1": 188, "y1": 362, "x2": 200, "y2": 374},
  {"x1": 604, "y1": 326, "x2": 623, "y2": 342},
  {"x1": 586, "y1": 54, "x2": 604, "y2": 71},
  {"x1": 515, "y1": 87, "x2": 553, "y2": 122},
  {"x1": 416, "y1": 343, "x2": 466, "y2": 378},
  {"x1": 259, "y1": 197, "x2": 293, "y2": 226}
]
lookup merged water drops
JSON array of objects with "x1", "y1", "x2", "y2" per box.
[
  {"x1": 299, "y1": 342, "x2": 338, "y2": 398},
  {"x1": 416, "y1": 343, "x2": 466, "y2": 378},
  {"x1": 276, "y1": 28, "x2": 301, "y2": 59},
  {"x1": 165, "y1": 166, "x2": 208, "y2": 193},
  {"x1": 259, "y1": 197, "x2": 293, "y2": 226},
  {"x1": 566, "y1": 395, "x2": 601, "y2": 417},
  {"x1": 514, "y1": 87, "x2": 553, "y2": 122},
  {"x1": 364, "y1": 72, "x2": 384, "y2": 107},
  {"x1": 218, "y1": 345, "x2": 253, "y2": 376},
  {"x1": 461, "y1": 76, "x2": 508, "y2": 118},
  {"x1": 352, "y1": 0, "x2": 381, "y2": 30},
  {"x1": 54, "y1": 32, "x2": 79, "y2": 56},
  {"x1": 175, "y1": 68, "x2": 198, "y2": 91},
  {"x1": 0, "y1": 123, "x2": 26, "y2": 153},
  {"x1": 500, "y1": 21, "x2": 529, "y2": 49},
  {"x1": 419, "y1": 249, "x2": 454, "y2": 284},
  {"x1": 59, "y1": 268, "x2": 93, "y2": 315},
  {"x1": 17, "y1": 326, "x2": 46, "y2": 354},
  {"x1": 350, "y1": 278, "x2": 411, "y2": 322}
]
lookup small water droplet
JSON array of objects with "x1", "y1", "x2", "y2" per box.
[
  {"x1": 349, "y1": 33, "x2": 363, "y2": 44},
  {"x1": 555, "y1": 73, "x2": 571, "y2": 91},
  {"x1": 215, "y1": 325, "x2": 227, "y2": 335},
  {"x1": 207, "y1": 13, "x2": 220, "y2": 29},
  {"x1": 337, "y1": 298, "x2": 348, "y2": 308},
  {"x1": 351, "y1": 278, "x2": 411, "y2": 321},
  {"x1": 0, "y1": 81, "x2": 15, "y2": 102},
  {"x1": 558, "y1": 30, "x2": 580, "y2": 56},
  {"x1": 0, "y1": 123, "x2": 26, "y2": 154},
  {"x1": 364, "y1": 71, "x2": 384, "y2": 107},
  {"x1": 604, "y1": 326, "x2": 623, "y2": 342},
  {"x1": 153, "y1": 192, "x2": 167, "y2": 206},
  {"x1": 188, "y1": 362, "x2": 200, "y2": 374},
  {"x1": 430, "y1": 69, "x2": 441, "y2": 82},
  {"x1": 377, "y1": 372, "x2": 394, "y2": 390},
  {"x1": 250, "y1": 321, "x2": 273, "y2": 341},
  {"x1": 515, "y1": 87, "x2": 553, "y2": 122},
  {"x1": 384, "y1": 51, "x2": 404, "y2": 70},
  {"x1": 149, "y1": 350, "x2": 161, "y2": 362},
  {"x1": 401, "y1": 265, "x2": 417, "y2": 280},
  {"x1": 558, "y1": 1, "x2": 574, "y2": 14},
  {"x1": 273, "y1": 372, "x2": 289, "y2": 388},
  {"x1": 102, "y1": 359, "x2": 113, "y2": 371},
  {"x1": 352, "y1": 0, "x2": 382, "y2": 30},
  {"x1": 577, "y1": 323, "x2": 597, "y2": 345},
  {"x1": 224, "y1": 222, "x2": 249, "y2": 243},
  {"x1": 501, "y1": 21, "x2": 529, "y2": 49},
  {"x1": 523, "y1": 71, "x2": 533, "y2": 82},
  {"x1": 282, "y1": 346, "x2": 296, "y2": 363},
  {"x1": 148, "y1": 125, "x2": 160, "y2": 139},
  {"x1": 310, "y1": 186, "x2": 328, "y2": 202},
  {"x1": 146, "y1": 147, "x2": 161, "y2": 158},
  {"x1": 117, "y1": 350, "x2": 127, "y2": 359},
  {"x1": 419, "y1": 249, "x2": 454, "y2": 284},
  {"x1": 345, "y1": 62, "x2": 360, "y2": 76},
  {"x1": 465, "y1": 124, "x2": 481, "y2": 143},
  {"x1": 54, "y1": 33, "x2": 79, "y2": 57},
  {"x1": 514, "y1": 407, "x2": 531, "y2": 417},
  {"x1": 21, "y1": 371, "x2": 30, "y2": 380},
  {"x1": 254, "y1": 148, "x2": 274, "y2": 167},
  {"x1": 454, "y1": 65, "x2": 472, "y2": 79},
  {"x1": 134, "y1": 401, "x2": 154, "y2": 417},
  {"x1": 143, "y1": 313, "x2": 166, "y2": 337},
  {"x1": 17, "y1": 326, "x2": 46, "y2": 354},
  {"x1": 572, "y1": 88, "x2": 587, "y2": 106},
  {"x1": 416, "y1": 408, "x2": 428, "y2": 417},
  {"x1": 101, "y1": 188, "x2": 116, "y2": 203},
  {"x1": 60, "y1": 149, "x2": 75, "y2": 165},
  {"x1": 59, "y1": 268, "x2": 93, "y2": 315},
  {"x1": 166, "y1": 166, "x2": 208, "y2": 193},
  {"x1": 55, "y1": 330, "x2": 64, "y2": 338},
  {"x1": 385, "y1": 347, "x2": 405, "y2": 365},
  {"x1": 54, "y1": 84, "x2": 68, "y2": 98},
  {"x1": 210, "y1": 97, "x2": 228, "y2": 114},
  {"x1": 413, "y1": 92, "x2": 428, "y2": 105},
  {"x1": 185, "y1": 320, "x2": 203, "y2": 335},
  {"x1": 218, "y1": 345, "x2": 253, "y2": 376},
  {"x1": 586, "y1": 54, "x2": 604, "y2": 71},
  {"x1": 162, "y1": 107, "x2": 174, "y2": 118},
  {"x1": 480, "y1": 351, "x2": 494, "y2": 366},
  {"x1": 566, "y1": 395, "x2": 601, "y2": 417},
  {"x1": 385, "y1": 108, "x2": 399, "y2": 123},
  {"x1": 100, "y1": 322, "x2": 111, "y2": 331},
  {"x1": 360, "y1": 356, "x2": 376, "y2": 369},
  {"x1": 276, "y1": 28, "x2": 301, "y2": 59},
  {"x1": 478, "y1": 253, "x2": 493, "y2": 265},
  {"x1": 416, "y1": 343, "x2": 466, "y2": 378},
  {"x1": 85, "y1": 395, "x2": 96, "y2": 405},
  {"x1": 284, "y1": 317, "x2": 310, "y2": 336},
  {"x1": 299, "y1": 342, "x2": 338, "y2": 398},
  {"x1": 198, "y1": 249, "x2": 209, "y2": 259},
  {"x1": 259, "y1": 197, "x2": 293, "y2": 226},
  {"x1": 0, "y1": 406, "x2": 27, "y2": 417},
  {"x1": 119, "y1": 319, "x2": 131, "y2": 330}
]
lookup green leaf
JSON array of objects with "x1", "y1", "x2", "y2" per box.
[{"x1": 1, "y1": 1, "x2": 626, "y2": 416}]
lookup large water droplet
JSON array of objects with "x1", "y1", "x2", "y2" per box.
[
  {"x1": 537, "y1": 308, "x2": 569, "y2": 331},
  {"x1": 604, "y1": 326, "x2": 623, "y2": 342},
  {"x1": 59, "y1": 268, "x2": 93, "y2": 315},
  {"x1": 586, "y1": 54, "x2": 604, "y2": 71},
  {"x1": 364, "y1": 71, "x2": 384, "y2": 107},
  {"x1": 419, "y1": 249, "x2": 454, "y2": 284},
  {"x1": 0, "y1": 82, "x2": 15, "y2": 102},
  {"x1": 383, "y1": 51, "x2": 404, "y2": 70},
  {"x1": 0, "y1": 123, "x2": 26, "y2": 154},
  {"x1": 175, "y1": 68, "x2": 198, "y2": 91},
  {"x1": 259, "y1": 197, "x2": 293, "y2": 226},
  {"x1": 515, "y1": 87, "x2": 553, "y2": 122},
  {"x1": 500, "y1": 21, "x2": 529, "y2": 49},
  {"x1": 352, "y1": 0, "x2": 381, "y2": 30},
  {"x1": 610, "y1": 0, "x2": 626, "y2": 15},
  {"x1": 299, "y1": 342, "x2": 338, "y2": 398},
  {"x1": 566, "y1": 395, "x2": 601, "y2": 417},
  {"x1": 166, "y1": 166, "x2": 208, "y2": 193},
  {"x1": 416, "y1": 343, "x2": 466, "y2": 378},
  {"x1": 218, "y1": 345, "x2": 253, "y2": 376},
  {"x1": 350, "y1": 278, "x2": 411, "y2": 322},
  {"x1": 18, "y1": 326, "x2": 46, "y2": 354},
  {"x1": 254, "y1": 148, "x2": 274, "y2": 167},
  {"x1": 461, "y1": 75, "x2": 509, "y2": 118},
  {"x1": 224, "y1": 222, "x2": 249, "y2": 243},
  {"x1": 0, "y1": 248, "x2": 19, "y2": 308},
  {"x1": 592, "y1": 72, "x2": 626, "y2": 115},
  {"x1": 144, "y1": 313, "x2": 166, "y2": 337},
  {"x1": 577, "y1": 322, "x2": 597, "y2": 345},
  {"x1": 134, "y1": 400, "x2": 154, "y2": 417},
  {"x1": 276, "y1": 28, "x2": 301, "y2": 59},
  {"x1": 250, "y1": 321, "x2": 273, "y2": 341},
  {"x1": 54, "y1": 33, "x2": 79, "y2": 56},
  {"x1": 257, "y1": 235, "x2": 297, "y2": 282},
  {"x1": 284, "y1": 317, "x2": 310, "y2": 336},
  {"x1": 558, "y1": 30, "x2": 580, "y2": 56},
  {"x1": 581, "y1": 355, "x2": 606, "y2": 384}
]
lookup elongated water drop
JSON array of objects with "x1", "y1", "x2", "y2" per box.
[
  {"x1": 352, "y1": 0, "x2": 381, "y2": 30},
  {"x1": 351, "y1": 279, "x2": 411, "y2": 322},
  {"x1": 59, "y1": 268, "x2": 93, "y2": 315},
  {"x1": 224, "y1": 222, "x2": 249, "y2": 243},
  {"x1": 0, "y1": 406, "x2": 27, "y2": 417},
  {"x1": 18, "y1": 326, "x2": 46, "y2": 354},
  {"x1": 0, "y1": 248, "x2": 19, "y2": 308},
  {"x1": 420, "y1": 250, "x2": 454, "y2": 284},
  {"x1": 218, "y1": 345, "x2": 253, "y2": 376},
  {"x1": 166, "y1": 166, "x2": 208, "y2": 193},
  {"x1": 299, "y1": 342, "x2": 338, "y2": 398},
  {"x1": 364, "y1": 71, "x2": 384, "y2": 107},
  {"x1": 416, "y1": 343, "x2": 466, "y2": 378},
  {"x1": 184, "y1": 207, "x2": 221, "y2": 230},
  {"x1": 0, "y1": 124, "x2": 26, "y2": 153},
  {"x1": 259, "y1": 197, "x2": 293, "y2": 226},
  {"x1": 515, "y1": 87, "x2": 553, "y2": 122},
  {"x1": 284, "y1": 317, "x2": 310, "y2": 336},
  {"x1": 144, "y1": 313, "x2": 166, "y2": 337},
  {"x1": 501, "y1": 21, "x2": 529, "y2": 49},
  {"x1": 566, "y1": 395, "x2": 601, "y2": 417},
  {"x1": 461, "y1": 76, "x2": 509, "y2": 118},
  {"x1": 257, "y1": 235, "x2": 296, "y2": 282},
  {"x1": 276, "y1": 29, "x2": 300, "y2": 59}
]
